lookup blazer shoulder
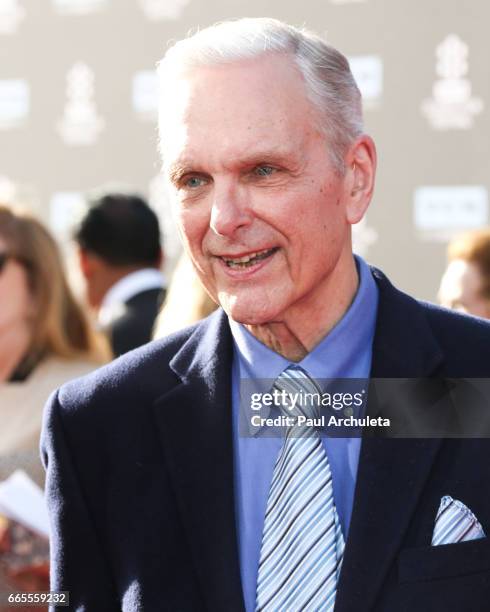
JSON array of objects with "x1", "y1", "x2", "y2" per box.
[
  {"x1": 371, "y1": 266, "x2": 490, "y2": 377},
  {"x1": 419, "y1": 300, "x2": 490, "y2": 374}
]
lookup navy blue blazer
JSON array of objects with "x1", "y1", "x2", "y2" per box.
[{"x1": 41, "y1": 268, "x2": 490, "y2": 611}]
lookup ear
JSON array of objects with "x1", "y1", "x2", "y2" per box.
[
  {"x1": 156, "y1": 247, "x2": 164, "y2": 269},
  {"x1": 343, "y1": 135, "x2": 377, "y2": 225},
  {"x1": 78, "y1": 248, "x2": 95, "y2": 279}
]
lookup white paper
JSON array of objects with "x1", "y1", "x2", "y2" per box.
[{"x1": 0, "y1": 470, "x2": 49, "y2": 538}]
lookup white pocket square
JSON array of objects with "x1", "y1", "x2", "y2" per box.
[{"x1": 432, "y1": 495, "x2": 486, "y2": 546}]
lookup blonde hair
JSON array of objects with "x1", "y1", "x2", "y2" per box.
[
  {"x1": 0, "y1": 204, "x2": 110, "y2": 371},
  {"x1": 448, "y1": 228, "x2": 490, "y2": 299},
  {"x1": 153, "y1": 252, "x2": 217, "y2": 339}
]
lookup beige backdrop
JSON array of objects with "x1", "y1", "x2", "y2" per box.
[{"x1": 1, "y1": 0, "x2": 489, "y2": 301}]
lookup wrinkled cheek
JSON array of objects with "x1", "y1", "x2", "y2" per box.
[
  {"x1": 179, "y1": 208, "x2": 210, "y2": 250},
  {"x1": 183, "y1": 234, "x2": 214, "y2": 284},
  {"x1": 194, "y1": 264, "x2": 219, "y2": 304},
  {"x1": 177, "y1": 216, "x2": 200, "y2": 255},
  {"x1": 175, "y1": 211, "x2": 192, "y2": 244}
]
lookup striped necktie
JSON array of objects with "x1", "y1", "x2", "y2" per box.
[{"x1": 255, "y1": 365, "x2": 345, "y2": 612}]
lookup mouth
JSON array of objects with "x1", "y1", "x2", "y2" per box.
[{"x1": 220, "y1": 247, "x2": 279, "y2": 269}]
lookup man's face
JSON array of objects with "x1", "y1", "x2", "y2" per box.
[
  {"x1": 438, "y1": 259, "x2": 490, "y2": 319},
  {"x1": 162, "y1": 54, "x2": 354, "y2": 326}
]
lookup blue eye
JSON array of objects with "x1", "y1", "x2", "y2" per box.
[
  {"x1": 184, "y1": 176, "x2": 206, "y2": 189},
  {"x1": 255, "y1": 165, "x2": 276, "y2": 177}
]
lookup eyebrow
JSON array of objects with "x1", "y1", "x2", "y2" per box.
[{"x1": 167, "y1": 163, "x2": 193, "y2": 185}]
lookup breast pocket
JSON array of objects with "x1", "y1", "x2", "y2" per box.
[{"x1": 398, "y1": 537, "x2": 490, "y2": 583}]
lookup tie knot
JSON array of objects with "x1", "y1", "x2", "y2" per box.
[{"x1": 272, "y1": 365, "x2": 322, "y2": 422}]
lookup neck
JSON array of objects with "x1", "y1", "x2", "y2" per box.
[
  {"x1": 0, "y1": 323, "x2": 32, "y2": 382},
  {"x1": 245, "y1": 254, "x2": 359, "y2": 362}
]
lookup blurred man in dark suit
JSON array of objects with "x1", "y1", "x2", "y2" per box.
[
  {"x1": 43, "y1": 18, "x2": 490, "y2": 612},
  {"x1": 75, "y1": 192, "x2": 166, "y2": 356}
]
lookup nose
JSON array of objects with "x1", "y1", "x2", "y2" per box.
[{"x1": 210, "y1": 183, "x2": 252, "y2": 237}]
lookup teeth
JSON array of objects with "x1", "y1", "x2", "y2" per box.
[{"x1": 222, "y1": 248, "x2": 275, "y2": 268}]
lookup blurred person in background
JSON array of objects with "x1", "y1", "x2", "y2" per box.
[
  {"x1": 75, "y1": 192, "x2": 166, "y2": 357},
  {"x1": 152, "y1": 251, "x2": 217, "y2": 339},
  {"x1": 0, "y1": 204, "x2": 108, "y2": 486},
  {"x1": 438, "y1": 228, "x2": 490, "y2": 318},
  {"x1": 0, "y1": 204, "x2": 109, "y2": 602}
]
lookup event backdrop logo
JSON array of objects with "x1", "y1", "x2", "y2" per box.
[
  {"x1": 0, "y1": 0, "x2": 25, "y2": 34},
  {"x1": 330, "y1": 0, "x2": 367, "y2": 4},
  {"x1": 421, "y1": 34, "x2": 483, "y2": 130},
  {"x1": 0, "y1": 79, "x2": 29, "y2": 129},
  {"x1": 132, "y1": 70, "x2": 158, "y2": 122},
  {"x1": 57, "y1": 62, "x2": 105, "y2": 146},
  {"x1": 349, "y1": 55, "x2": 383, "y2": 110},
  {"x1": 414, "y1": 186, "x2": 488, "y2": 241},
  {"x1": 139, "y1": 0, "x2": 190, "y2": 20},
  {"x1": 51, "y1": 0, "x2": 108, "y2": 15}
]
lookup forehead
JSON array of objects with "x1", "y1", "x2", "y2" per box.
[{"x1": 159, "y1": 54, "x2": 322, "y2": 168}]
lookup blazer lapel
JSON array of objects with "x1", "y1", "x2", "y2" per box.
[
  {"x1": 152, "y1": 311, "x2": 245, "y2": 612},
  {"x1": 335, "y1": 269, "x2": 446, "y2": 612}
]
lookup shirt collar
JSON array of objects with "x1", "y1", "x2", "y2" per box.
[{"x1": 101, "y1": 268, "x2": 165, "y2": 310}]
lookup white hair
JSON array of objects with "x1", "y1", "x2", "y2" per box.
[{"x1": 157, "y1": 17, "x2": 363, "y2": 172}]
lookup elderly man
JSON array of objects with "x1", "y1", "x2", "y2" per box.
[{"x1": 42, "y1": 18, "x2": 490, "y2": 612}]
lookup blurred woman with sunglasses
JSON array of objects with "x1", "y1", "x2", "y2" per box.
[{"x1": 0, "y1": 204, "x2": 110, "y2": 485}]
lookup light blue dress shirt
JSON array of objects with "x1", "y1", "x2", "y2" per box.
[{"x1": 230, "y1": 255, "x2": 379, "y2": 612}]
